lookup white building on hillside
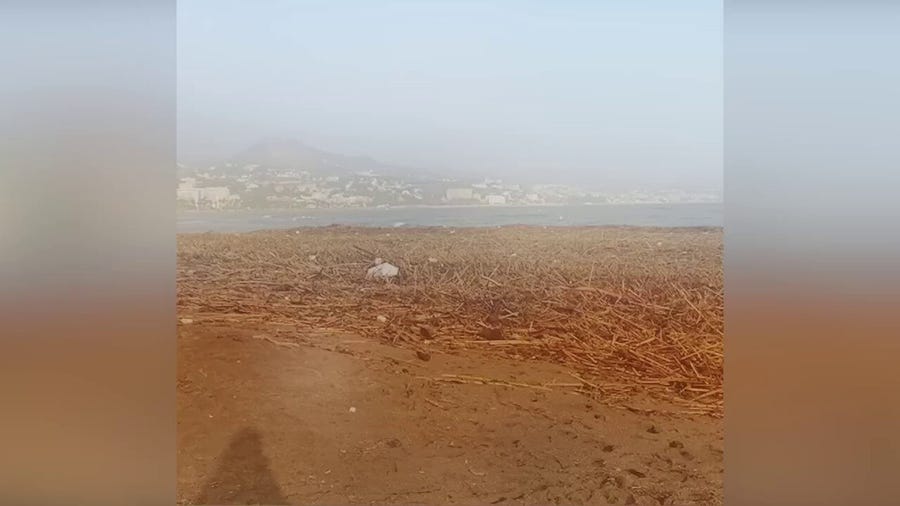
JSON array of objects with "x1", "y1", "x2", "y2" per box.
[
  {"x1": 486, "y1": 194, "x2": 507, "y2": 205},
  {"x1": 176, "y1": 186, "x2": 234, "y2": 209}
]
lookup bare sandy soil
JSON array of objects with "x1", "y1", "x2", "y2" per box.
[{"x1": 177, "y1": 323, "x2": 722, "y2": 505}]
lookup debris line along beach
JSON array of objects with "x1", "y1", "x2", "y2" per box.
[{"x1": 178, "y1": 226, "x2": 724, "y2": 416}]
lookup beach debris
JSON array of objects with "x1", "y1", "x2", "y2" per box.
[
  {"x1": 626, "y1": 468, "x2": 646, "y2": 478},
  {"x1": 465, "y1": 459, "x2": 486, "y2": 477},
  {"x1": 180, "y1": 318, "x2": 194, "y2": 324},
  {"x1": 478, "y1": 326, "x2": 504, "y2": 340},
  {"x1": 177, "y1": 227, "x2": 724, "y2": 415},
  {"x1": 348, "y1": 406, "x2": 357, "y2": 413},
  {"x1": 428, "y1": 257, "x2": 438, "y2": 263},
  {"x1": 366, "y1": 258, "x2": 399, "y2": 281},
  {"x1": 425, "y1": 398, "x2": 446, "y2": 410},
  {"x1": 308, "y1": 254, "x2": 317, "y2": 261}
]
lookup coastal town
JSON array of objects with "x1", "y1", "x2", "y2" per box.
[{"x1": 176, "y1": 162, "x2": 722, "y2": 210}]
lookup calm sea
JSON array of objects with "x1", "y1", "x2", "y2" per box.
[{"x1": 177, "y1": 203, "x2": 722, "y2": 233}]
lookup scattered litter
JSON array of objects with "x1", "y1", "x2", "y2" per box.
[
  {"x1": 376, "y1": 315, "x2": 388, "y2": 323},
  {"x1": 626, "y1": 468, "x2": 646, "y2": 478},
  {"x1": 428, "y1": 257, "x2": 438, "y2": 263},
  {"x1": 366, "y1": 258, "x2": 399, "y2": 281},
  {"x1": 308, "y1": 254, "x2": 317, "y2": 261},
  {"x1": 348, "y1": 406, "x2": 356, "y2": 413},
  {"x1": 179, "y1": 318, "x2": 193, "y2": 324},
  {"x1": 465, "y1": 459, "x2": 486, "y2": 477}
]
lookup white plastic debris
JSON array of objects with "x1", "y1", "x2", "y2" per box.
[
  {"x1": 349, "y1": 406, "x2": 357, "y2": 413},
  {"x1": 366, "y1": 258, "x2": 399, "y2": 281},
  {"x1": 428, "y1": 257, "x2": 438, "y2": 263},
  {"x1": 308, "y1": 254, "x2": 317, "y2": 261},
  {"x1": 376, "y1": 315, "x2": 388, "y2": 323},
  {"x1": 180, "y1": 318, "x2": 193, "y2": 324}
]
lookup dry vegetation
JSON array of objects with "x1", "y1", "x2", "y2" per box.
[{"x1": 178, "y1": 226, "x2": 723, "y2": 416}]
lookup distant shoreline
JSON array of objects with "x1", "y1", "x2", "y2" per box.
[
  {"x1": 176, "y1": 202, "x2": 722, "y2": 233},
  {"x1": 177, "y1": 201, "x2": 723, "y2": 214}
]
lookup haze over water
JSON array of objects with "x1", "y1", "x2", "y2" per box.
[{"x1": 177, "y1": 203, "x2": 722, "y2": 233}]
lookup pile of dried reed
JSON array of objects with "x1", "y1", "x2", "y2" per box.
[{"x1": 178, "y1": 226, "x2": 723, "y2": 416}]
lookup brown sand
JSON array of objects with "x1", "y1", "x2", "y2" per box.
[{"x1": 177, "y1": 227, "x2": 723, "y2": 505}]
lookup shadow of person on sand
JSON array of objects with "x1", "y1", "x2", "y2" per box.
[{"x1": 194, "y1": 427, "x2": 289, "y2": 505}]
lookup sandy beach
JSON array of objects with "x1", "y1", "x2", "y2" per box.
[{"x1": 177, "y1": 226, "x2": 723, "y2": 505}]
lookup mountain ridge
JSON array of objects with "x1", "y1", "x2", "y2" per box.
[{"x1": 223, "y1": 137, "x2": 446, "y2": 182}]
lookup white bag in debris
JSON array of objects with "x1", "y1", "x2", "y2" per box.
[{"x1": 366, "y1": 258, "x2": 399, "y2": 280}]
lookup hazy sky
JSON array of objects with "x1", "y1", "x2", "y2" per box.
[{"x1": 178, "y1": 0, "x2": 722, "y2": 190}]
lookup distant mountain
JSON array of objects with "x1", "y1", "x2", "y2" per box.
[{"x1": 227, "y1": 138, "x2": 442, "y2": 181}]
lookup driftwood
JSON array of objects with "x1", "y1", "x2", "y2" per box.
[{"x1": 178, "y1": 226, "x2": 724, "y2": 416}]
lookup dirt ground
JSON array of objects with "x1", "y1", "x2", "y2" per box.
[{"x1": 177, "y1": 322, "x2": 723, "y2": 505}]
